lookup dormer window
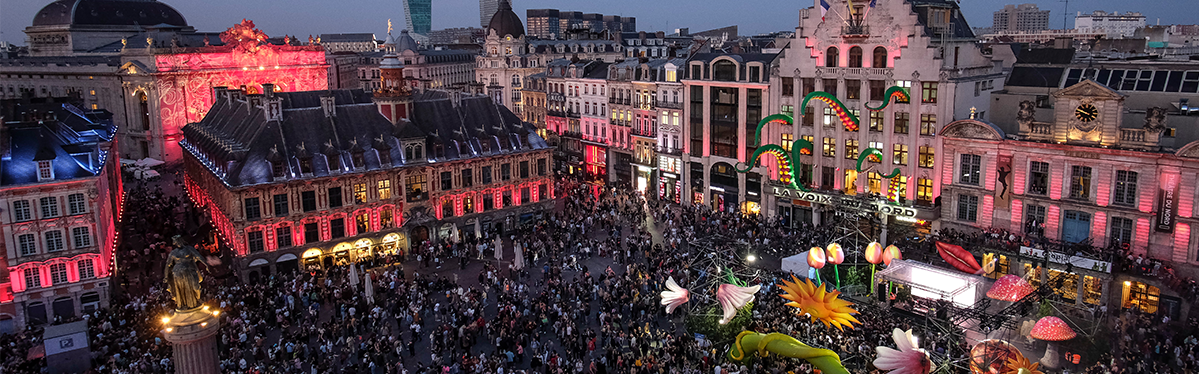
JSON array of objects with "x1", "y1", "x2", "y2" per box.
[
  {"x1": 299, "y1": 157, "x2": 314, "y2": 174},
  {"x1": 379, "y1": 150, "x2": 392, "y2": 165},
  {"x1": 271, "y1": 161, "x2": 286, "y2": 179},
  {"x1": 352, "y1": 151, "x2": 366, "y2": 169},
  {"x1": 37, "y1": 161, "x2": 53, "y2": 181}
]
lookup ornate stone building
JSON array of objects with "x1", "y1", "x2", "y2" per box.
[
  {"x1": 763, "y1": 0, "x2": 1005, "y2": 230},
  {"x1": 0, "y1": 98, "x2": 122, "y2": 332},
  {"x1": 181, "y1": 82, "x2": 553, "y2": 280}
]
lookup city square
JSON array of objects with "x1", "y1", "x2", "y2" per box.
[{"x1": 1, "y1": 0, "x2": 1198, "y2": 373}]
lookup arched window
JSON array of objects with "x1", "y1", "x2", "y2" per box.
[
  {"x1": 873, "y1": 47, "x2": 888, "y2": 68},
  {"x1": 848, "y1": 46, "x2": 863, "y2": 68},
  {"x1": 825, "y1": 47, "x2": 839, "y2": 68},
  {"x1": 713, "y1": 60, "x2": 737, "y2": 81},
  {"x1": 137, "y1": 92, "x2": 150, "y2": 131}
]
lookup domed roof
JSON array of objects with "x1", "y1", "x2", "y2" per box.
[
  {"x1": 486, "y1": 0, "x2": 524, "y2": 39},
  {"x1": 32, "y1": 0, "x2": 188, "y2": 28},
  {"x1": 396, "y1": 29, "x2": 418, "y2": 53}
]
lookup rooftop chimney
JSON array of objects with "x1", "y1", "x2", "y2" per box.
[{"x1": 320, "y1": 93, "x2": 336, "y2": 117}]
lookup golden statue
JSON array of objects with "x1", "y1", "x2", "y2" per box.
[
  {"x1": 164, "y1": 236, "x2": 206, "y2": 310},
  {"x1": 388, "y1": 19, "x2": 393, "y2": 35}
]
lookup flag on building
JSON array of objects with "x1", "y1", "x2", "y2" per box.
[{"x1": 820, "y1": 0, "x2": 831, "y2": 21}]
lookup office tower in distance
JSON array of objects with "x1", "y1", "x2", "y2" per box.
[
  {"x1": 404, "y1": 0, "x2": 432, "y2": 36},
  {"x1": 481, "y1": 0, "x2": 503, "y2": 29}
]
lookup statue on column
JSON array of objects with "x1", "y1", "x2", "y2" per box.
[{"x1": 164, "y1": 235, "x2": 206, "y2": 311}]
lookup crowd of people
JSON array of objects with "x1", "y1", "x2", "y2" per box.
[{"x1": 6, "y1": 174, "x2": 1198, "y2": 373}]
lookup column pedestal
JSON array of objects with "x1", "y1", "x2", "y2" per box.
[{"x1": 162, "y1": 308, "x2": 221, "y2": 374}]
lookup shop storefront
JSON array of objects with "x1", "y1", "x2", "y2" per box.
[
  {"x1": 584, "y1": 144, "x2": 607, "y2": 184},
  {"x1": 658, "y1": 157, "x2": 682, "y2": 203},
  {"x1": 709, "y1": 162, "x2": 739, "y2": 213},
  {"x1": 1007, "y1": 245, "x2": 1111, "y2": 308}
]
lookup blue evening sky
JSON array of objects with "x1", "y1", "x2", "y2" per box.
[{"x1": 1, "y1": 0, "x2": 1195, "y2": 46}]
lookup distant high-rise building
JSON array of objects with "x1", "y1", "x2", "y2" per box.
[
  {"x1": 993, "y1": 4, "x2": 1050, "y2": 32},
  {"x1": 526, "y1": 9, "x2": 637, "y2": 39},
  {"x1": 1075, "y1": 11, "x2": 1145, "y2": 38},
  {"x1": 480, "y1": 0, "x2": 503, "y2": 29},
  {"x1": 404, "y1": 0, "x2": 432, "y2": 36}
]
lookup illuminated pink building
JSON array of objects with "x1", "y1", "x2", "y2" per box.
[
  {"x1": 0, "y1": 98, "x2": 122, "y2": 332},
  {"x1": 763, "y1": 0, "x2": 1003, "y2": 231},
  {"x1": 118, "y1": 20, "x2": 328, "y2": 164}
]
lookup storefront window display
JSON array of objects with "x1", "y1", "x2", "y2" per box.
[
  {"x1": 1083, "y1": 275, "x2": 1103, "y2": 305},
  {"x1": 1122, "y1": 281, "x2": 1159, "y2": 313},
  {"x1": 1049, "y1": 269, "x2": 1078, "y2": 303}
]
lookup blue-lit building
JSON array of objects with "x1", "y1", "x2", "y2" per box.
[
  {"x1": 0, "y1": 97, "x2": 123, "y2": 333},
  {"x1": 404, "y1": 0, "x2": 433, "y2": 37}
]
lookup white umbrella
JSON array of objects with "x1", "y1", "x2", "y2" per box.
[
  {"x1": 348, "y1": 264, "x2": 359, "y2": 290},
  {"x1": 449, "y1": 225, "x2": 460, "y2": 244},
  {"x1": 143, "y1": 170, "x2": 160, "y2": 179},
  {"x1": 494, "y1": 237, "x2": 503, "y2": 261},
  {"x1": 135, "y1": 157, "x2": 165, "y2": 167},
  {"x1": 364, "y1": 271, "x2": 375, "y2": 304},
  {"x1": 514, "y1": 243, "x2": 525, "y2": 270}
]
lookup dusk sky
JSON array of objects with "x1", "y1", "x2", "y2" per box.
[{"x1": 1, "y1": 0, "x2": 1195, "y2": 46}]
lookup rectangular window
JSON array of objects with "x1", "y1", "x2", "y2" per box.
[
  {"x1": 920, "y1": 114, "x2": 936, "y2": 136},
  {"x1": 781, "y1": 133, "x2": 794, "y2": 152},
  {"x1": 40, "y1": 197, "x2": 58, "y2": 218},
  {"x1": 78, "y1": 259, "x2": 95, "y2": 279},
  {"x1": 781, "y1": 77, "x2": 795, "y2": 96},
  {"x1": 520, "y1": 161, "x2": 530, "y2": 179},
  {"x1": 521, "y1": 187, "x2": 531, "y2": 203},
  {"x1": 377, "y1": 179, "x2": 393, "y2": 199},
  {"x1": 959, "y1": 154, "x2": 981, "y2": 185},
  {"x1": 301, "y1": 191, "x2": 317, "y2": 212},
  {"x1": 441, "y1": 171, "x2": 453, "y2": 191},
  {"x1": 353, "y1": 183, "x2": 367, "y2": 203},
  {"x1": 869, "y1": 80, "x2": 885, "y2": 101},
  {"x1": 893, "y1": 144, "x2": 909, "y2": 165},
  {"x1": 823, "y1": 107, "x2": 837, "y2": 127},
  {"x1": 957, "y1": 194, "x2": 979, "y2": 222},
  {"x1": 276, "y1": 226, "x2": 293, "y2": 248},
  {"x1": 1025, "y1": 205, "x2": 1047, "y2": 236},
  {"x1": 822, "y1": 79, "x2": 838, "y2": 96},
  {"x1": 67, "y1": 194, "x2": 86, "y2": 215},
  {"x1": 482, "y1": 166, "x2": 493, "y2": 184},
  {"x1": 1028, "y1": 161, "x2": 1049, "y2": 196},
  {"x1": 501, "y1": 164, "x2": 512, "y2": 181},
  {"x1": 869, "y1": 111, "x2": 884, "y2": 132},
  {"x1": 917, "y1": 177, "x2": 934, "y2": 203},
  {"x1": 71, "y1": 227, "x2": 91, "y2": 248},
  {"x1": 380, "y1": 208, "x2": 394, "y2": 228},
  {"x1": 894, "y1": 112, "x2": 910, "y2": 134},
  {"x1": 247, "y1": 231, "x2": 264, "y2": 253},
  {"x1": 328, "y1": 187, "x2": 343, "y2": 208},
  {"x1": 537, "y1": 158, "x2": 548, "y2": 176},
  {"x1": 823, "y1": 137, "x2": 836, "y2": 157},
  {"x1": 273, "y1": 194, "x2": 289, "y2": 216},
  {"x1": 461, "y1": 170, "x2": 473, "y2": 188},
  {"x1": 406, "y1": 174, "x2": 428, "y2": 201},
  {"x1": 918, "y1": 146, "x2": 935, "y2": 168},
  {"x1": 1070, "y1": 165, "x2": 1092, "y2": 200},
  {"x1": 244, "y1": 197, "x2": 261, "y2": 221},
  {"x1": 49, "y1": 263, "x2": 67, "y2": 285},
  {"x1": 803, "y1": 78, "x2": 816, "y2": 97},
  {"x1": 921, "y1": 82, "x2": 938, "y2": 103},
  {"x1": 896, "y1": 175, "x2": 908, "y2": 200},
  {"x1": 45, "y1": 230, "x2": 64, "y2": 252},
  {"x1": 304, "y1": 222, "x2": 320, "y2": 244},
  {"x1": 802, "y1": 107, "x2": 815, "y2": 126},
  {"x1": 1113, "y1": 170, "x2": 1138, "y2": 206},
  {"x1": 356, "y1": 212, "x2": 370, "y2": 234},
  {"x1": 24, "y1": 269, "x2": 40, "y2": 289},
  {"x1": 846, "y1": 80, "x2": 861, "y2": 100},
  {"x1": 37, "y1": 160, "x2": 53, "y2": 181},
  {"x1": 844, "y1": 139, "x2": 859, "y2": 159},
  {"x1": 1109, "y1": 216, "x2": 1134, "y2": 246},
  {"x1": 13, "y1": 200, "x2": 30, "y2": 222},
  {"x1": 330, "y1": 218, "x2": 345, "y2": 239},
  {"x1": 822, "y1": 166, "x2": 836, "y2": 190},
  {"x1": 867, "y1": 172, "x2": 882, "y2": 194},
  {"x1": 18, "y1": 234, "x2": 37, "y2": 256}
]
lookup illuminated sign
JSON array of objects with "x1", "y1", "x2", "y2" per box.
[
  {"x1": 772, "y1": 186, "x2": 917, "y2": 217},
  {"x1": 1019, "y1": 246, "x2": 1112, "y2": 273},
  {"x1": 1157, "y1": 174, "x2": 1180, "y2": 233}
]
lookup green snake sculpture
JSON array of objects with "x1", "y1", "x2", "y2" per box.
[
  {"x1": 736, "y1": 87, "x2": 909, "y2": 193},
  {"x1": 728, "y1": 331, "x2": 850, "y2": 374}
]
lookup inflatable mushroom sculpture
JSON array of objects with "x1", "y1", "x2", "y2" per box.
[
  {"x1": 1029, "y1": 316, "x2": 1076, "y2": 368},
  {"x1": 986, "y1": 275, "x2": 1035, "y2": 302}
]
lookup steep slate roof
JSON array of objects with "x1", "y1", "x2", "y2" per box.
[
  {"x1": 184, "y1": 89, "x2": 547, "y2": 188},
  {"x1": 0, "y1": 101, "x2": 115, "y2": 186},
  {"x1": 33, "y1": 0, "x2": 188, "y2": 27}
]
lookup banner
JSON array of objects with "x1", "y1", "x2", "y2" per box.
[
  {"x1": 1157, "y1": 173, "x2": 1180, "y2": 233},
  {"x1": 995, "y1": 155, "x2": 1013, "y2": 210},
  {"x1": 1019, "y1": 246, "x2": 1112, "y2": 273}
]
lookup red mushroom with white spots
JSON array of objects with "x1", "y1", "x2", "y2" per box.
[
  {"x1": 1029, "y1": 316, "x2": 1076, "y2": 369},
  {"x1": 986, "y1": 275, "x2": 1035, "y2": 302}
]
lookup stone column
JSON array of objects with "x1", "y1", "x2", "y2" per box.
[{"x1": 162, "y1": 308, "x2": 221, "y2": 374}]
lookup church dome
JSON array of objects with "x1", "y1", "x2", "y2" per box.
[
  {"x1": 396, "y1": 29, "x2": 419, "y2": 53},
  {"x1": 32, "y1": 0, "x2": 188, "y2": 28},
  {"x1": 486, "y1": 0, "x2": 524, "y2": 39}
]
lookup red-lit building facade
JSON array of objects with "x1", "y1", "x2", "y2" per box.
[
  {"x1": 118, "y1": 20, "x2": 328, "y2": 164},
  {"x1": 942, "y1": 73, "x2": 1199, "y2": 316},
  {"x1": 0, "y1": 99, "x2": 122, "y2": 333}
]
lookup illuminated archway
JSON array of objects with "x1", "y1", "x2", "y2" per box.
[{"x1": 302, "y1": 248, "x2": 322, "y2": 258}]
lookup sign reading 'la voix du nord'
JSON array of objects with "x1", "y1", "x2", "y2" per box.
[{"x1": 772, "y1": 186, "x2": 918, "y2": 218}]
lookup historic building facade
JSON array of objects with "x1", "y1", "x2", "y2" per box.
[
  {"x1": 762, "y1": 0, "x2": 1004, "y2": 229},
  {"x1": 0, "y1": 98, "x2": 122, "y2": 332},
  {"x1": 181, "y1": 83, "x2": 553, "y2": 280}
]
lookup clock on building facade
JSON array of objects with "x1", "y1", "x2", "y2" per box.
[{"x1": 1075, "y1": 103, "x2": 1099, "y2": 122}]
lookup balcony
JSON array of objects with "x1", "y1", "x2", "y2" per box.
[
  {"x1": 841, "y1": 24, "x2": 869, "y2": 37},
  {"x1": 632, "y1": 127, "x2": 657, "y2": 138},
  {"x1": 1119, "y1": 128, "x2": 1163, "y2": 150},
  {"x1": 656, "y1": 146, "x2": 683, "y2": 156},
  {"x1": 658, "y1": 100, "x2": 683, "y2": 109},
  {"x1": 820, "y1": 67, "x2": 893, "y2": 79},
  {"x1": 1029, "y1": 123, "x2": 1052, "y2": 135},
  {"x1": 610, "y1": 119, "x2": 630, "y2": 126}
]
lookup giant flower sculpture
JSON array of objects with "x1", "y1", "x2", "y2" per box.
[
  {"x1": 716, "y1": 283, "x2": 760, "y2": 324},
  {"x1": 874, "y1": 328, "x2": 935, "y2": 374},
  {"x1": 778, "y1": 275, "x2": 860, "y2": 330},
  {"x1": 660, "y1": 277, "x2": 690, "y2": 314}
]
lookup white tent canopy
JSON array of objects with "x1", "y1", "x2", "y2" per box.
[
  {"x1": 780, "y1": 251, "x2": 815, "y2": 280},
  {"x1": 875, "y1": 259, "x2": 987, "y2": 308}
]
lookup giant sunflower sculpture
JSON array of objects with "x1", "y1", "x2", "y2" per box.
[{"x1": 778, "y1": 275, "x2": 861, "y2": 330}]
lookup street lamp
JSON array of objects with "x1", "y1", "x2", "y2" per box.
[{"x1": 746, "y1": 254, "x2": 757, "y2": 263}]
